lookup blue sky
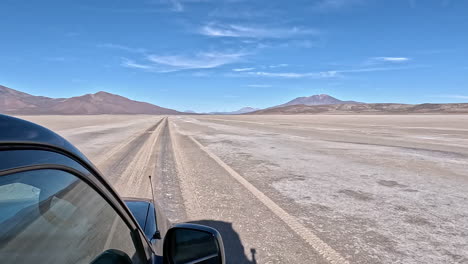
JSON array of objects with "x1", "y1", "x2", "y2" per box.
[{"x1": 1, "y1": 0, "x2": 467, "y2": 112}]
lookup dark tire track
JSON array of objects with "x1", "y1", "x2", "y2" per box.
[
  {"x1": 151, "y1": 118, "x2": 187, "y2": 223},
  {"x1": 99, "y1": 118, "x2": 165, "y2": 185}
]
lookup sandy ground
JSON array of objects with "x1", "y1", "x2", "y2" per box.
[{"x1": 18, "y1": 115, "x2": 468, "y2": 264}]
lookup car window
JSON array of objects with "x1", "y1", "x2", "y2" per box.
[{"x1": 0, "y1": 169, "x2": 144, "y2": 264}]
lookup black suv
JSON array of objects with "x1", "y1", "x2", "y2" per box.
[{"x1": 0, "y1": 115, "x2": 225, "y2": 264}]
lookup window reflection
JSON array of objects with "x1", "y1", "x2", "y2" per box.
[{"x1": 0, "y1": 169, "x2": 142, "y2": 264}]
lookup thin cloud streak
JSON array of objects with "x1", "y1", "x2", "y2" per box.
[
  {"x1": 147, "y1": 51, "x2": 247, "y2": 70},
  {"x1": 233, "y1": 67, "x2": 255, "y2": 72},
  {"x1": 313, "y1": 0, "x2": 364, "y2": 11},
  {"x1": 245, "y1": 66, "x2": 422, "y2": 78},
  {"x1": 199, "y1": 23, "x2": 319, "y2": 38},
  {"x1": 99, "y1": 43, "x2": 146, "y2": 53},
  {"x1": 102, "y1": 42, "x2": 248, "y2": 71},
  {"x1": 249, "y1": 71, "x2": 338, "y2": 78},
  {"x1": 339, "y1": 66, "x2": 416, "y2": 73},
  {"x1": 121, "y1": 58, "x2": 153, "y2": 70},
  {"x1": 373, "y1": 57, "x2": 410, "y2": 62},
  {"x1": 269, "y1": 64, "x2": 288, "y2": 68}
]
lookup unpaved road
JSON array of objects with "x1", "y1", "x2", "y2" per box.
[{"x1": 18, "y1": 115, "x2": 468, "y2": 264}]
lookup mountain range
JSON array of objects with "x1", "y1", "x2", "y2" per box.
[
  {"x1": 0, "y1": 85, "x2": 181, "y2": 115},
  {"x1": 1, "y1": 84, "x2": 468, "y2": 115},
  {"x1": 250, "y1": 103, "x2": 468, "y2": 114},
  {"x1": 206, "y1": 95, "x2": 350, "y2": 115},
  {"x1": 275, "y1": 94, "x2": 362, "y2": 107}
]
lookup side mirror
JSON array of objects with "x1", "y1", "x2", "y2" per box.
[
  {"x1": 90, "y1": 249, "x2": 133, "y2": 264},
  {"x1": 163, "y1": 223, "x2": 225, "y2": 264}
]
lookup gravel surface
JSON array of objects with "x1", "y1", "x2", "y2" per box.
[{"x1": 18, "y1": 114, "x2": 468, "y2": 263}]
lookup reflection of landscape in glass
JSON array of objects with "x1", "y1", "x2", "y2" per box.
[
  {"x1": 0, "y1": 170, "x2": 138, "y2": 264},
  {"x1": 0, "y1": 183, "x2": 40, "y2": 223},
  {"x1": 0, "y1": 182, "x2": 40, "y2": 201}
]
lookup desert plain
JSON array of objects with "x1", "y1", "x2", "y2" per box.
[{"x1": 17, "y1": 114, "x2": 468, "y2": 264}]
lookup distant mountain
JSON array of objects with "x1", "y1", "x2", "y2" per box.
[
  {"x1": 274, "y1": 94, "x2": 362, "y2": 108},
  {"x1": 0, "y1": 85, "x2": 181, "y2": 115},
  {"x1": 229, "y1": 107, "x2": 260, "y2": 114},
  {"x1": 184, "y1": 110, "x2": 196, "y2": 113},
  {"x1": 249, "y1": 103, "x2": 468, "y2": 115},
  {"x1": 209, "y1": 107, "x2": 260, "y2": 115}
]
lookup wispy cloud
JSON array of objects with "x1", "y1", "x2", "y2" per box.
[
  {"x1": 248, "y1": 71, "x2": 338, "y2": 78},
  {"x1": 169, "y1": 0, "x2": 184, "y2": 11},
  {"x1": 313, "y1": 0, "x2": 364, "y2": 11},
  {"x1": 106, "y1": 41, "x2": 250, "y2": 72},
  {"x1": 268, "y1": 64, "x2": 288, "y2": 68},
  {"x1": 372, "y1": 57, "x2": 411, "y2": 62},
  {"x1": 199, "y1": 23, "x2": 319, "y2": 38},
  {"x1": 233, "y1": 67, "x2": 255, "y2": 72},
  {"x1": 339, "y1": 66, "x2": 418, "y2": 73},
  {"x1": 147, "y1": 51, "x2": 247, "y2": 71},
  {"x1": 363, "y1": 56, "x2": 412, "y2": 66},
  {"x1": 99, "y1": 43, "x2": 146, "y2": 53},
  {"x1": 260, "y1": 39, "x2": 325, "y2": 49},
  {"x1": 121, "y1": 58, "x2": 154, "y2": 70},
  {"x1": 209, "y1": 7, "x2": 272, "y2": 19},
  {"x1": 247, "y1": 84, "x2": 272, "y2": 88},
  {"x1": 244, "y1": 65, "x2": 421, "y2": 78}
]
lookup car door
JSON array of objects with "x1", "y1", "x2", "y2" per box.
[{"x1": 0, "y1": 149, "x2": 152, "y2": 264}]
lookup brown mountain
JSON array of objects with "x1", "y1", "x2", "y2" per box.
[
  {"x1": 0, "y1": 85, "x2": 181, "y2": 115},
  {"x1": 274, "y1": 94, "x2": 362, "y2": 108},
  {"x1": 250, "y1": 103, "x2": 468, "y2": 115}
]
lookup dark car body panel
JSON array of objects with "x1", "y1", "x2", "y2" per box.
[
  {"x1": 124, "y1": 197, "x2": 172, "y2": 255},
  {"x1": 124, "y1": 199, "x2": 160, "y2": 240},
  {"x1": 125, "y1": 199, "x2": 153, "y2": 237}
]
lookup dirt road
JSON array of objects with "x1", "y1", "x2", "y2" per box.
[{"x1": 19, "y1": 115, "x2": 468, "y2": 264}]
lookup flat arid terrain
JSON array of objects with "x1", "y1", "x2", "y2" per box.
[{"x1": 18, "y1": 115, "x2": 468, "y2": 264}]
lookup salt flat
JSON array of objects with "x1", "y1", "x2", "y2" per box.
[{"x1": 18, "y1": 114, "x2": 468, "y2": 264}]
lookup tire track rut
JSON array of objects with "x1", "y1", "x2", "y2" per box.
[{"x1": 98, "y1": 117, "x2": 166, "y2": 197}]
